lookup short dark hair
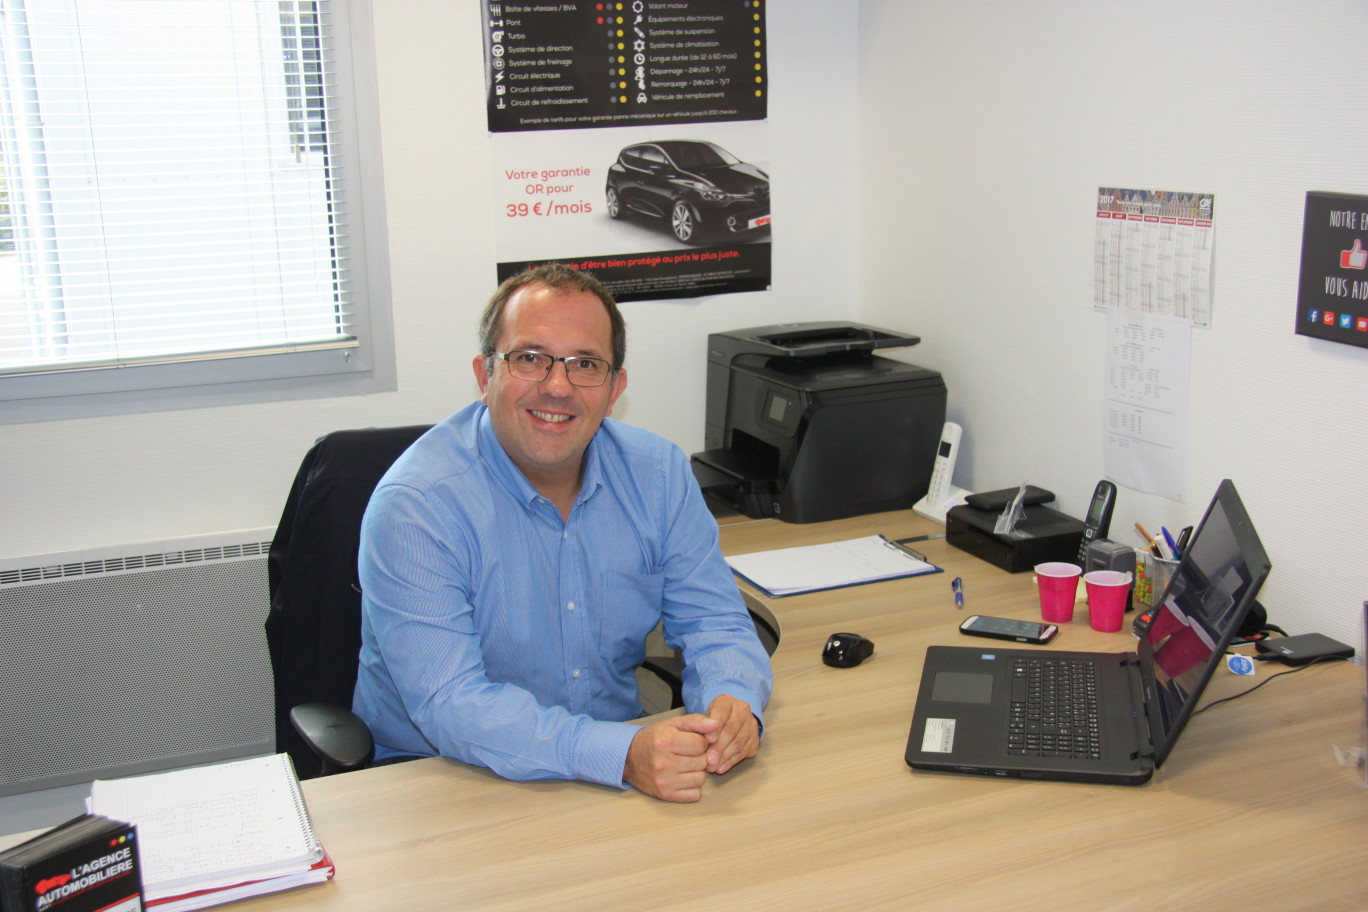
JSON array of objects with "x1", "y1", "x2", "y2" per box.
[{"x1": 478, "y1": 265, "x2": 625, "y2": 373}]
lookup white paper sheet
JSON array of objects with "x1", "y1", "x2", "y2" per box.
[{"x1": 1103, "y1": 309, "x2": 1192, "y2": 501}]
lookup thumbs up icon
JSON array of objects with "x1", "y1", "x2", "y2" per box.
[{"x1": 1341, "y1": 239, "x2": 1367, "y2": 269}]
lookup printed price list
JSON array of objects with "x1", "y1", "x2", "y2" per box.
[{"x1": 485, "y1": 1, "x2": 767, "y2": 132}]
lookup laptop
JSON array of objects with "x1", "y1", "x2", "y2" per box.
[{"x1": 905, "y1": 479, "x2": 1271, "y2": 785}]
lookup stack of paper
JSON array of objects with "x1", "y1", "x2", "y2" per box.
[
  {"x1": 87, "y1": 754, "x2": 333, "y2": 912},
  {"x1": 725, "y1": 534, "x2": 941, "y2": 597}
]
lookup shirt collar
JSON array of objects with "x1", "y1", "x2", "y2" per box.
[{"x1": 474, "y1": 404, "x2": 605, "y2": 509}]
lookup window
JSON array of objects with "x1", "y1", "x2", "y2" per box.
[
  {"x1": 281, "y1": 2, "x2": 327, "y2": 157},
  {"x1": 0, "y1": 0, "x2": 393, "y2": 420}
]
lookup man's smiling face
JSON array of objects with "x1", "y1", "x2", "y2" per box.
[{"x1": 473, "y1": 282, "x2": 627, "y2": 494}]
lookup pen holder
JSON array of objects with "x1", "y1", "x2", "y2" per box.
[{"x1": 1132, "y1": 551, "x2": 1178, "y2": 613}]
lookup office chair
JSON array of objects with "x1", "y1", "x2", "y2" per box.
[
  {"x1": 638, "y1": 593, "x2": 779, "y2": 712},
  {"x1": 265, "y1": 425, "x2": 731, "y2": 778},
  {"x1": 265, "y1": 424, "x2": 431, "y2": 779}
]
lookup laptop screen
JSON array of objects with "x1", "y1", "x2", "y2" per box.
[{"x1": 1139, "y1": 479, "x2": 1271, "y2": 766}]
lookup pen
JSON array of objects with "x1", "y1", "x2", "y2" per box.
[
  {"x1": 885, "y1": 539, "x2": 926, "y2": 562},
  {"x1": 951, "y1": 577, "x2": 964, "y2": 609},
  {"x1": 1161, "y1": 526, "x2": 1180, "y2": 559}
]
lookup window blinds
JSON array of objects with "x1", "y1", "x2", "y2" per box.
[{"x1": 0, "y1": 0, "x2": 355, "y2": 377}]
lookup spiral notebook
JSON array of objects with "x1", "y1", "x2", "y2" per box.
[{"x1": 87, "y1": 753, "x2": 333, "y2": 911}]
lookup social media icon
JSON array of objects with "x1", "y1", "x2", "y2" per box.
[
  {"x1": 1357, "y1": 317, "x2": 1368, "y2": 332},
  {"x1": 1341, "y1": 313, "x2": 1353, "y2": 329},
  {"x1": 1310, "y1": 309, "x2": 1321, "y2": 323},
  {"x1": 1324, "y1": 311, "x2": 1337, "y2": 325}
]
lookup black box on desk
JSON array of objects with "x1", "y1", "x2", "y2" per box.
[
  {"x1": 0, "y1": 815, "x2": 142, "y2": 912},
  {"x1": 945, "y1": 502, "x2": 1085, "y2": 573}
]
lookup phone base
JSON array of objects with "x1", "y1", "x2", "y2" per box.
[
  {"x1": 912, "y1": 485, "x2": 970, "y2": 525},
  {"x1": 945, "y1": 501, "x2": 1085, "y2": 573}
]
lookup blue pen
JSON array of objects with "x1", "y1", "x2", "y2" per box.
[
  {"x1": 1161, "y1": 526, "x2": 1180, "y2": 558},
  {"x1": 952, "y1": 577, "x2": 964, "y2": 609}
]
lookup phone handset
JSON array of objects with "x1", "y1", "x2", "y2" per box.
[
  {"x1": 912, "y1": 422, "x2": 969, "y2": 525},
  {"x1": 1075, "y1": 479, "x2": 1118, "y2": 565}
]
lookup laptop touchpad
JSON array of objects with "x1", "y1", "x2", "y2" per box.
[{"x1": 932, "y1": 672, "x2": 993, "y2": 703}]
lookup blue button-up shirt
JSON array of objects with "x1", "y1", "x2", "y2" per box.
[{"x1": 352, "y1": 403, "x2": 772, "y2": 788}]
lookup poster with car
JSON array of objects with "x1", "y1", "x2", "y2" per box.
[{"x1": 482, "y1": 1, "x2": 771, "y2": 302}]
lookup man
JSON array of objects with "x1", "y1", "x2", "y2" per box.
[{"x1": 353, "y1": 265, "x2": 772, "y2": 802}]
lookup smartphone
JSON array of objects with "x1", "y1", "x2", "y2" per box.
[
  {"x1": 1074, "y1": 480, "x2": 1117, "y2": 565},
  {"x1": 959, "y1": 615, "x2": 1058, "y2": 645}
]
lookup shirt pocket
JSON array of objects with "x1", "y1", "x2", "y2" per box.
[{"x1": 597, "y1": 568, "x2": 665, "y2": 672}]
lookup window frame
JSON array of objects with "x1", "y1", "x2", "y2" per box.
[{"x1": 0, "y1": 0, "x2": 395, "y2": 424}]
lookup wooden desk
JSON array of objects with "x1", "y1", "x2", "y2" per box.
[{"x1": 16, "y1": 510, "x2": 1368, "y2": 910}]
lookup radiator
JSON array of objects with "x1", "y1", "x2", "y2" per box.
[{"x1": 0, "y1": 530, "x2": 277, "y2": 797}]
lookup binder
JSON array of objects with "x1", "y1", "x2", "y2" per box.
[
  {"x1": 725, "y1": 534, "x2": 942, "y2": 597},
  {"x1": 86, "y1": 754, "x2": 333, "y2": 912}
]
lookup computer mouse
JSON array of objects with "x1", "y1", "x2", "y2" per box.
[{"x1": 823, "y1": 632, "x2": 874, "y2": 668}]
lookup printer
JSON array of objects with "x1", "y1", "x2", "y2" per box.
[{"x1": 690, "y1": 322, "x2": 947, "y2": 523}]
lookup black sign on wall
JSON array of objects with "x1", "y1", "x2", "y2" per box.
[
  {"x1": 1296, "y1": 191, "x2": 1368, "y2": 348},
  {"x1": 484, "y1": 2, "x2": 767, "y2": 133}
]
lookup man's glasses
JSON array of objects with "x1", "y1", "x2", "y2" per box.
[{"x1": 493, "y1": 350, "x2": 614, "y2": 387}]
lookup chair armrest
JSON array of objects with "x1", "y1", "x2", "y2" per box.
[
  {"x1": 639, "y1": 656, "x2": 685, "y2": 709},
  {"x1": 289, "y1": 702, "x2": 375, "y2": 775}
]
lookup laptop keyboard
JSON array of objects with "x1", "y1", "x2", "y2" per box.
[{"x1": 1007, "y1": 657, "x2": 1103, "y2": 760}]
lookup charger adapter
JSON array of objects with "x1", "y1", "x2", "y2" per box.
[{"x1": 1254, "y1": 633, "x2": 1355, "y2": 666}]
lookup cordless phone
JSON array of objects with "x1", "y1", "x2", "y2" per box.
[
  {"x1": 913, "y1": 422, "x2": 968, "y2": 524},
  {"x1": 1075, "y1": 480, "x2": 1117, "y2": 565}
]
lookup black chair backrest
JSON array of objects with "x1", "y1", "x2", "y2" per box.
[{"x1": 265, "y1": 425, "x2": 430, "y2": 778}]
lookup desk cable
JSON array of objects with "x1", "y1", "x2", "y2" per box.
[{"x1": 1192, "y1": 654, "x2": 1350, "y2": 716}]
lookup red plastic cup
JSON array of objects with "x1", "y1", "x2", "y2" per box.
[
  {"x1": 1034, "y1": 562, "x2": 1082, "y2": 623},
  {"x1": 1084, "y1": 570, "x2": 1132, "y2": 632}
]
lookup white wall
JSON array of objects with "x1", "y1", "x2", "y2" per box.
[
  {"x1": 0, "y1": 2, "x2": 859, "y2": 557},
  {"x1": 857, "y1": 0, "x2": 1368, "y2": 650},
  {"x1": 6, "y1": 1, "x2": 1361, "y2": 653}
]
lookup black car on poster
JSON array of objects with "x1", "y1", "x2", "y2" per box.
[{"x1": 605, "y1": 140, "x2": 770, "y2": 245}]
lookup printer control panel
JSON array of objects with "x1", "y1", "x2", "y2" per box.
[{"x1": 758, "y1": 386, "x2": 803, "y2": 435}]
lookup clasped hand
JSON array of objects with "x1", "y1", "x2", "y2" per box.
[{"x1": 623, "y1": 694, "x2": 759, "y2": 803}]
